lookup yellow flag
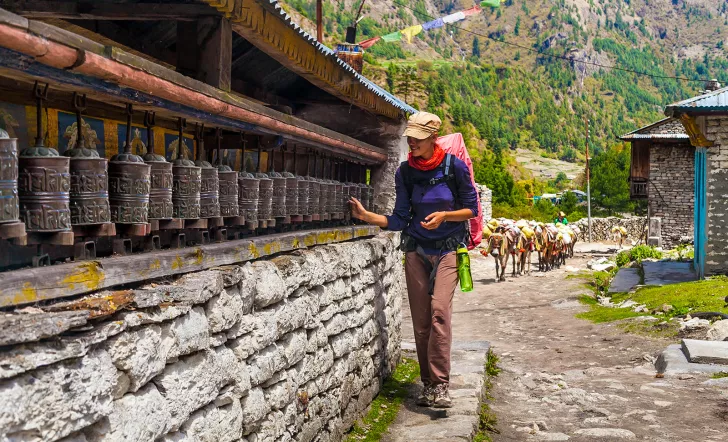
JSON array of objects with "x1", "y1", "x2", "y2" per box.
[{"x1": 400, "y1": 25, "x2": 423, "y2": 43}]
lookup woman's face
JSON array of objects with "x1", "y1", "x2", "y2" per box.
[{"x1": 407, "y1": 135, "x2": 436, "y2": 158}]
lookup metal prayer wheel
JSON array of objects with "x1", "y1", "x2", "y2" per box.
[
  {"x1": 0, "y1": 129, "x2": 19, "y2": 223},
  {"x1": 18, "y1": 83, "x2": 71, "y2": 232},
  {"x1": 213, "y1": 130, "x2": 238, "y2": 217},
  {"x1": 348, "y1": 181, "x2": 361, "y2": 208},
  {"x1": 238, "y1": 172, "x2": 259, "y2": 221},
  {"x1": 218, "y1": 166, "x2": 238, "y2": 217},
  {"x1": 297, "y1": 176, "x2": 309, "y2": 216},
  {"x1": 357, "y1": 183, "x2": 369, "y2": 212},
  {"x1": 326, "y1": 180, "x2": 336, "y2": 218},
  {"x1": 307, "y1": 178, "x2": 320, "y2": 219},
  {"x1": 256, "y1": 173, "x2": 273, "y2": 222},
  {"x1": 143, "y1": 111, "x2": 173, "y2": 220},
  {"x1": 334, "y1": 181, "x2": 343, "y2": 219},
  {"x1": 172, "y1": 118, "x2": 201, "y2": 219},
  {"x1": 365, "y1": 185, "x2": 374, "y2": 212},
  {"x1": 284, "y1": 172, "x2": 298, "y2": 216},
  {"x1": 195, "y1": 126, "x2": 220, "y2": 219},
  {"x1": 341, "y1": 182, "x2": 351, "y2": 221},
  {"x1": 269, "y1": 171, "x2": 287, "y2": 218},
  {"x1": 65, "y1": 93, "x2": 110, "y2": 226},
  {"x1": 109, "y1": 104, "x2": 151, "y2": 224}
]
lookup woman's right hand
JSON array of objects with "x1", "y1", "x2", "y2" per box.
[{"x1": 349, "y1": 197, "x2": 367, "y2": 220}]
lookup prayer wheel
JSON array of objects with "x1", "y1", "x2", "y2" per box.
[
  {"x1": 108, "y1": 105, "x2": 151, "y2": 224},
  {"x1": 308, "y1": 178, "x2": 320, "y2": 220},
  {"x1": 238, "y1": 172, "x2": 259, "y2": 221},
  {"x1": 18, "y1": 83, "x2": 71, "y2": 232},
  {"x1": 142, "y1": 111, "x2": 173, "y2": 220},
  {"x1": 283, "y1": 172, "x2": 298, "y2": 216},
  {"x1": 365, "y1": 184, "x2": 374, "y2": 212},
  {"x1": 334, "y1": 180, "x2": 343, "y2": 220},
  {"x1": 297, "y1": 176, "x2": 309, "y2": 217},
  {"x1": 325, "y1": 180, "x2": 336, "y2": 219},
  {"x1": 357, "y1": 183, "x2": 369, "y2": 212},
  {"x1": 172, "y1": 118, "x2": 201, "y2": 219},
  {"x1": 256, "y1": 173, "x2": 273, "y2": 222},
  {"x1": 195, "y1": 128, "x2": 220, "y2": 219},
  {"x1": 217, "y1": 165, "x2": 238, "y2": 217},
  {"x1": 65, "y1": 93, "x2": 110, "y2": 226},
  {"x1": 0, "y1": 129, "x2": 19, "y2": 224},
  {"x1": 269, "y1": 171, "x2": 287, "y2": 219}
]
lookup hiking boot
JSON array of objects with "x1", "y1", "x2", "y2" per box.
[
  {"x1": 432, "y1": 383, "x2": 453, "y2": 408},
  {"x1": 416, "y1": 383, "x2": 435, "y2": 407}
]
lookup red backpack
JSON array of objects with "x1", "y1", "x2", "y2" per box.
[{"x1": 400, "y1": 133, "x2": 483, "y2": 250}]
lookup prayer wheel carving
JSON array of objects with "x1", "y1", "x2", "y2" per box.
[
  {"x1": 109, "y1": 105, "x2": 151, "y2": 224},
  {"x1": 325, "y1": 180, "x2": 336, "y2": 218},
  {"x1": 0, "y1": 129, "x2": 19, "y2": 224},
  {"x1": 297, "y1": 176, "x2": 309, "y2": 216},
  {"x1": 172, "y1": 118, "x2": 201, "y2": 219},
  {"x1": 238, "y1": 172, "x2": 259, "y2": 221},
  {"x1": 217, "y1": 166, "x2": 239, "y2": 217},
  {"x1": 307, "y1": 178, "x2": 320, "y2": 220},
  {"x1": 18, "y1": 83, "x2": 71, "y2": 232},
  {"x1": 65, "y1": 93, "x2": 110, "y2": 226},
  {"x1": 143, "y1": 111, "x2": 173, "y2": 220},
  {"x1": 334, "y1": 180, "x2": 343, "y2": 220},
  {"x1": 318, "y1": 179, "x2": 328, "y2": 219},
  {"x1": 357, "y1": 183, "x2": 369, "y2": 212}
]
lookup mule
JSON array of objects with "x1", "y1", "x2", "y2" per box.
[{"x1": 482, "y1": 232, "x2": 510, "y2": 282}]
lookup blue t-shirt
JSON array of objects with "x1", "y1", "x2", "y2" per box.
[{"x1": 385, "y1": 157, "x2": 479, "y2": 255}]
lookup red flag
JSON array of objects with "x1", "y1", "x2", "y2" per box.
[
  {"x1": 463, "y1": 5, "x2": 482, "y2": 16},
  {"x1": 359, "y1": 36, "x2": 381, "y2": 49}
]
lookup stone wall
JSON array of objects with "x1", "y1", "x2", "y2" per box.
[
  {"x1": 0, "y1": 232, "x2": 404, "y2": 442},
  {"x1": 573, "y1": 217, "x2": 647, "y2": 243},
  {"x1": 704, "y1": 116, "x2": 728, "y2": 274},
  {"x1": 648, "y1": 142, "x2": 694, "y2": 249},
  {"x1": 476, "y1": 184, "x2": 493, "y2": 223}
]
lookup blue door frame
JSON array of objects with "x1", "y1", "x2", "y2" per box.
[{"x1": 694, "y1": 147, "x2": 708, "y2": 279}]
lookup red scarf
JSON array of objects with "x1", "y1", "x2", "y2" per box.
[{"x1": 408, "y1": 144, "x2": 445, "y2": 171}]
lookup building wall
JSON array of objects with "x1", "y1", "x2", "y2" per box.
[
  {"x1": 704, "y1": 116, "x2": 728, "y2": 274},
  {"x1": 0, "y1": 232, "x2": 404, "y2": 442},
  {"x1": 648, "y1": 142, "x2": 695, "y2": 249},
  {"x1": 572, "y1": 216, "x2": 647, "y2": 243}
]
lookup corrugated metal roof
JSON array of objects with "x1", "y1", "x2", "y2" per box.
[
  {"x1": 619, "y1": 118, "x2": 688, "y2": 140},
  {"x1": 664, "y1": 86, "x2": 728, "y2": 116},
  {"x1": 267, "y1": 0, "x2": 417, "y2": 115}
]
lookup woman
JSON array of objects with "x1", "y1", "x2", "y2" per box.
[{"x1": 349, "y1": 112, "x2": 479, "y2": 408}]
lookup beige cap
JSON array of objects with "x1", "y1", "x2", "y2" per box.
[{"x1": 403, "y1": 112, "x2": 441, "y2": 140}]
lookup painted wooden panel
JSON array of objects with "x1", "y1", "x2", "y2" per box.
[{"x1": 694, "y1": 147, "x2": 707, "y2": 279}]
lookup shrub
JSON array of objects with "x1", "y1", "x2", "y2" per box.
[
  {"x1": 615, "y1": 250, "x2": 631, "y2": 267},
  {"x1": 630, "y1": 245, "x2": 662, "y2": 262}
]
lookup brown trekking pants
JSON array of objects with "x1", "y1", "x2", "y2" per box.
[{"x1": 405, "y1": 251, "x2": 459, "y2": 386}]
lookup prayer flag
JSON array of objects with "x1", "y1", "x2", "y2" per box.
[
  {"x1": 400, "y1": 25, "x2": 423, "y2": 43},
  {"x1": 480, "y1": 0, "x2": 501, "y2": 7},
  {"x1": 422, "y1": 18, "x2": 444, "y2": 31},
  {"x1": 358, "y1": 36, "x2": 381, "y2": 49},
  {"x1": 381, "y1": 31, "x2": 402, "y2": 43},
  {"x1": 442, "y1": 11, "x2": 466, "y2": 24}
]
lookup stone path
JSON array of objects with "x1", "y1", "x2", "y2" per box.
[
  {"x1": 642, "y1": 261, "x2": 697, "y2": 286},
  {"x1": 608, "y1": 268, "x2": 641, "y2": 293},
  {"x1": 383, "y1": 341, "x2": 489, "y2": 441},
  {"x1": 392, "y1": 244, "x2": 728, "y2": 441}
]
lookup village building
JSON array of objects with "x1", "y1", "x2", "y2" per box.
[
  {"x1": 664, "y1": 80, "x2": 728, "y2": 278},
  {"x1": 621, "y1": 118, "x2": 694, "y2": 250},
  {"x1": 0, "y1": 2, "x2": 417, "y2": 441}
]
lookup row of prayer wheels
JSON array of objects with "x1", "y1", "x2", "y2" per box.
[{"x1": 0, "y1": 84, "x2": 374, "y2": 236}]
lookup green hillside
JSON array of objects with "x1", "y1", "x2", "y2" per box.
[{"x1": 281, "y1": 0, "x2": 728, "y2": 215}]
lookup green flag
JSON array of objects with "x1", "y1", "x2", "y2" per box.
[
  {"x1": 480, "y1": 0, "x2": 501, "y2": 7},
  {"x1": 381, "y1": 31, "x2": 402, "y2": 43}
]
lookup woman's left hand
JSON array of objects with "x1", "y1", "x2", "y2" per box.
[{"x1": 421, "y1": 211, "x2": 447, "y2": 230}]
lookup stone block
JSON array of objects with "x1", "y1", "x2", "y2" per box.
[
  {"x1": 177, "y1": 399, "x2": 244, "y2": 442},
  {"x1": 152, "y1": 346, "x2": 242, "y2": 432},
  {"x1": 0, "y1": 311, "x2": 89, "y2": 346},
  {"x1": 707, "y1": 320, "x2": 728, "y2": 341},
  {"x1": 206, "y1": 288, "x2": 246, "y2": 334},
  {"x1": 682, "y1": 339, "x2": 728, "y2": 364},
  {"x1": 161, "y1": 306, "x2": 210, "y2": 360},
  {"x1": 106, "y1": 324, "x2": 166, "y2": 392},
  {"x1": 263, "y1": 378, "x2": 296, "y2": 411},
  {"x1": 84, "y1": 383, "x2": 170, "y2": 442},
  {"x1": 0, "y1": 349, "x2": 117, "y2": 442},
  {"x1": 117, "y1": 304, "x2": 192, "y2": 328},
  {"x1": 252, "y1": 261, "x2": 288, "y2": 309},
  {"x1": 272, "y1": 254, "x2": 310, "y2": 295},
  {"x1": 248, "y1": 344, "x2": 287, "y2": 387},
  {"x1": 241, "y1": 387, "x2": 269, "y2": 428}
]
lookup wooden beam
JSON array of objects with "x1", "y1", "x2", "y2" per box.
[
  {"x1": 0, "y1": 226, "x2": 380, "y2": 307},
  {"x1": 0, "y1": 1, "x2": 218, "y2": 20},
  {"x1": 177, "y1": 16, "x2": 232, "y2": 91}
]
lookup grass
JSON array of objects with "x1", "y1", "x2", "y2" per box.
[
  {"x1": 575, "y1": 303, "x2": 644, "y2": 323},
  {"x1": 712, "y1": 372, "x2": 728, "y2": 379},
  {"x1": 344, "y1": 357, "x2": 419, "y2": 442},
  {"x1": 472, "y1": 349, "x2": 501, "y2": 442}
]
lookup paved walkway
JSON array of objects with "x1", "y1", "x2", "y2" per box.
[{"x1": 388, "y1": 246, "x2": 728, "y2": 441}]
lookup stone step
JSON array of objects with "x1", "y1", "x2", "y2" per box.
[{"x1": 681, "y1": 339, "x2": 728, "y2": 365}]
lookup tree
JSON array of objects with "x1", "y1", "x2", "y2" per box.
[
  {"x1": 514, "y1": 16, "x2": 521, "y2": 35},
  {"x1": 386, "y1": 63, "x2": 399, "y2": 92},
  {"x1": 472, "y1": 37, "x2": 481, "y2": 58},
  {"x1": 560, "y1": 190, "x2": 578, "y2": 215},
  {"x1": 590, "y1": 146, "x2": 634, "y2": 216}
]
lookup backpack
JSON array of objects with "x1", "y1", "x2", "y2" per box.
[{"x1": 399, "y1": 133, "x2": 483, "y2": 250}]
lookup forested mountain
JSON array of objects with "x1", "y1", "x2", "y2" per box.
[{"x1": 281, "y1": 0, "x2": 728, "y2": 215}]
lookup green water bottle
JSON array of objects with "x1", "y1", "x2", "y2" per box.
[{"x1": 456, "y1": 244, "x2": 473, "y2": 292}]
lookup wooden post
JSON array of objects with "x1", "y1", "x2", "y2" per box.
[
  {"x1": 316, "y1": 0, "x2": 323, "y2": 42},
  {"x1": 177, "y1": 17, "x2": 232, "y2": 91}
]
